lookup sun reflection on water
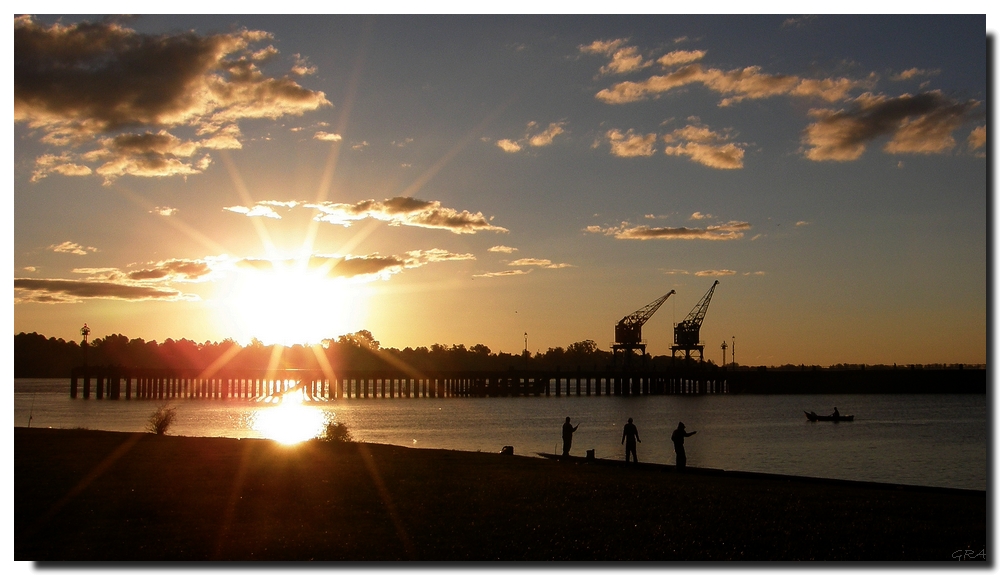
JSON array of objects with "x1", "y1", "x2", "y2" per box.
[{"x1": 252, "y1": 391, "x2": 326, "y2": 445}]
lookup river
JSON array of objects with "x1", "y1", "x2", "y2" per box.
[{"x1": 13, "y1": 378, "x2": 988, "y2": 491}]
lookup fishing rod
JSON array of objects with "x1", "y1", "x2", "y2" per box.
[{"x1": 28, "y1": 391, "x2": 36, "y2": 428}]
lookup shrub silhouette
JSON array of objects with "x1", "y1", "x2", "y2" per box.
[
  {"x1": 319, "y1": 419, "x2": 353, "y2": 442},
  {"x1": 147, "y1": 405, "x2": 177, "y2": 435}
]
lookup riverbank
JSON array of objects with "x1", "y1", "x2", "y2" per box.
[{"x1": 15, "y1": 427, "x2": 986, "y2": 561}]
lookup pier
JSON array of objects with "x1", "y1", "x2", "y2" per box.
[
  {"x1": 68, "y1": 366, "x2": 729, "y2": 400},
  {"x1": 68, "y1": 365, "x2": 985, "y2": 400}
]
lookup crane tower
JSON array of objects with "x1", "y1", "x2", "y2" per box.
[
  {"x1": 671, "y1": 280, "x2": 719, "y2": 362},
  {"x1": 612, "y1": 290, "x2": 675, "y2": 367}
]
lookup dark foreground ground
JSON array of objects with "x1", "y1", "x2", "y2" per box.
[{"x1": 15, "y1": 427, "x2": 987, "y2": 561}]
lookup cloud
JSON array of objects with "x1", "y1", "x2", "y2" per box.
[
  {"x1": 663, "y1": 124, "x2": 745, "y2": 169},
  {"x1": 579, "y1": 38, "x2": 628, "y2": 57},
  {"x1": 890, "y1": 68, "x2": 940, "y2": 81},
  {"x1": 151, "y1": 206, "x2": 178, "y2": 216},
  {"x1": 587, "y1": 220, "x2": 750, "y2": 241},
  {"x1": 473, "y1": 269, "x2": 532, "y2": 279},
  {"x1": 968, "y1": 125, "x2": 986, "y2": 151},
  {"x1": 497, "y1": 121, "x2": 567, "y2": 153},
  {"x1": 23, "y1": 266, "x2": 37, "y2": 272},
  {"x1": 528, "y1": 122, "x2": 567, "y2": 147},
  {"x1": 781, "y1": 15, "x2": 817, "y2": 28},
  {"x1": 795, "y1": 221, "x2": 811, "y2": 227},
  {"x1": 16, "y1": 16, "x2": 329, "y2": 181},
  {"x1": 307, "y1": 197, "x2": 508, "y2": 234},
  {"x1": 606, "y1": 129, "x2": 657, "y2": 157},
  {"x1": 125, "y1": 259, "x2": 214, "y2": 282},
  {"x1": 224, "y1": 204, "x2": 283, "y2": 219},
  {"x1": 803, "y1": 91, "x2": 981, "y2": 161},
  {"x1": 49, "y1": 241, "x2": 97, "y2": 255},
  {"x1": 314, "y1": 131, "x2": 342, "y2": 142},
  {"x1": 508, "y1": 258, "x2": 573, "y2": 269},
  {"x1": 488, "y1": 245, "x2": 518, "y2": 253},
  {"x1": 657, "y1": 50, "x2": 707, "y2": 67},
  {"x1": 595, "y1": 63, "x2": 868, "y2": 106},
  {"x1": 744, "y1": 271, "x2": 766, "y2": 276},
  {"x1": 695, "y1": 269, "x2": 737, "y2": 277},
  {"x1": 14, "y1": 278, "x2": 188, "y2": 303},
  {"x1": 290, "y1": 54, "x2": 317, "y2": 76},
  {"x1": 690, "y1": 212, "x2": 713, "y2": 220},
  {"x1": 497, "y1": 139, "x2": 522, "y2": 153},
  {"x1": 238, "y1": 249, "x2": 474, "y2": 282}
]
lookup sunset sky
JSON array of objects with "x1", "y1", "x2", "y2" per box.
[{"x1": 12, "y1": 13, "x2": 989, "y2": 366}]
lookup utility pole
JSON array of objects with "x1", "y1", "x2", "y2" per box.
[
  {"x1": 731, "y1": 335, "x2": 736, "y2": 367},
  {"x1": 523, "y1": 332, "x2": 528, "y2": 367}
]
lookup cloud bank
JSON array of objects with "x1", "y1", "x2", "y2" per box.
[{"x1": 16, "y1": 15, "x2": 329, "y2": 182}]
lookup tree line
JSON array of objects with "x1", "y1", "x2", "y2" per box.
[{"x1": 14, "y1": 331, "x2": 626, "y2": 378}]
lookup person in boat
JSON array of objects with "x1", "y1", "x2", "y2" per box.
[
  {"x1": 562, "y1": 416, "x2": 579, "y2": 457},
  {"x1": 671, "y1": 422, "x2": 697, "y2": 471},
  {"x1": 831, "y1": 407, "x2": 840, "y2": 418},
  {"x1": 621, "y1": 417, "x2": 641, "y2": 464}
]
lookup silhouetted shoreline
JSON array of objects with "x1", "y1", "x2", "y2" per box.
[{"x1": 15, "y1": 427, "x2": 985, "y2": 560}]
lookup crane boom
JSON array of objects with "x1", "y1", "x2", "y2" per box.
[
  {"x1": 674, "y1": 280, "x2": 719, "y2": 349},
  {"x1": 615, "y1": 290, "x2": 675, "y2": 345}
]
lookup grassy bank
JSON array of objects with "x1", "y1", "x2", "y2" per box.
[{"x1": 15, "y1": 427, "x2": 986, "y2": 560}]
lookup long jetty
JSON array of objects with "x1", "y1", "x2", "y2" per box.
[
  {"x1": 68, "y1": 365, "x2": 985, "y2": 400},
  {"x1": 68, "y1": 367, "x2": 727, "y2": 400}
]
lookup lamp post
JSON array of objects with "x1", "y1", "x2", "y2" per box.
[
  {"x1": 721, "y1": 340, "x2": 728, "y2": 366},
  {"x1": 731, "y1": 335, "x2": 736, "y2": 367}
]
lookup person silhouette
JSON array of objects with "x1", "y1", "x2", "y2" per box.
[
  {"x1": 832, "y1": 407, "x2": 840, "y2": 418},
  {"x1": 562, "y1": 416, "x2": 579, "y2": 457},
  {"x1": 670, "y1": 422, "x2": 697, "y2": 471},
  {"x1": 621, "y1": 417, "x2": 641, "y2": 463}
]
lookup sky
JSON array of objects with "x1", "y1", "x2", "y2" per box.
[{"x1": 11, "y1": 12, "x2": 990, "y2": 367}]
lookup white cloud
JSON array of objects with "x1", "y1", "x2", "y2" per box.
[
  {"x1": 49, "y1": 241, "x2": 97, "y2": 255},
  {"x1": 314, "y1": 131, "x2": 343, "y2": 142}
]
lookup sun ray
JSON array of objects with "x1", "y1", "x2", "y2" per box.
[
  {"x1": 220, "y1": 150, "x2": 277, "y2": 257},
  {"x1": 302, "y1": 20, "x2": 371, "y2": 255}
]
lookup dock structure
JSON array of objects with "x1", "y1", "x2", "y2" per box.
[{"x1": 68, "y1": 366, "x2": 729, "y2": 400}]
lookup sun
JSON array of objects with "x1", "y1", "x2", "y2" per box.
[{"x1": 217, "y1": 258, "x2": 369, "y2": 346}]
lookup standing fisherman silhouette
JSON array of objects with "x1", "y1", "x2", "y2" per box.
[
  {"x1": 671, "y1": 422, "x2": 697, "y2": 471},
  {"x1": 562, "y1": 417, "x2": 579, "y2": 457},
  {"x1": 621, "y1": 417, "x2": 641, "y2": 464}
]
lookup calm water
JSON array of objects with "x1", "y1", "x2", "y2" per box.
[{"x1": 13, "y1": 378, "x2": 988, "y2": 491}]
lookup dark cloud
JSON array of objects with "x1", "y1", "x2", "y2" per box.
[
  {"x1": 237, "y1": 249, "x2": 474, "y2": 281},
  {"x1": 14, "y1": 278, "x2": 186, "y2": 303},
  {"x1": 16, "y1": 15, "x2": 329, "y2": 181},
  {"x1": 126, "y1": 259, "x2": 213, "y2": 281},
  {"x1": 804, "y1": 91, "x2": 981, "y2": 161},
  {"x1": 307, "y1": 197, "x2": 508, "y2": 234},
  {"x1": 587, "y1": 220, "x2": 750, "y2": 241}
]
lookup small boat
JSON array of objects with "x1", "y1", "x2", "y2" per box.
[{"x1": 805, "y1": 411, "x2": 854, "y2": 422}]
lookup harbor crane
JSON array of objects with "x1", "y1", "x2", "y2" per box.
[
  {"x1": 612, "y1": 290, "x2": 675, "y2": 367},
  {"x1": 671, "y1": 280, "x2": 719, "y2": 362}
]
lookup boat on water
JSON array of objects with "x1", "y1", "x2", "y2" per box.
[{"x1": 805, "y1": 411, "x2": 854, "y2": 422}]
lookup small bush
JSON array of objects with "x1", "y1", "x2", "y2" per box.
[
  {"x1": 147, "y1": 405, "x2": 177, "y2": 435},
  {"x1": 319, "y1": 418, "x2": 353, "y2": 443}
]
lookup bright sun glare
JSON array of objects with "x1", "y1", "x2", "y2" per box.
[
  {"x1": 253, "y1": 391, "x2": 327, "y2": 444},
  {"x1": 220, "y1": 260, "x2": 368, "y2": 346}
]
